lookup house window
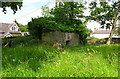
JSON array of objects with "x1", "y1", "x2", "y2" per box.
[{"x1": 12, "y1": 27, "x2": 16, "y2": 31}]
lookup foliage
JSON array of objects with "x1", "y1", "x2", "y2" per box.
[
  {"x1": 19, "y1": 25, "x2": 28, "y2": 32},
  {"x1": 41, "y1": 5, "x2": 51, "y2": 17},
  {"x1": 2, "y1": 44, "x2": 119, "y2": 77},
  {"x1": 28, "y1": 2, "x2": 89, "y2": 44},
  {"x1": 28, "y1": 17, "x2": 55, "y2": 39},
  {"x1": 1, "y1": 1, "x2": 23, "y2": 14},
  {"x1": 91, "y1": 36, "x2": 102, "y2": 41},
  {"x1": 51, "y1": 2, "x2": 85, "y2": 25},
  {"x1": 87, "y1": 1, "x2": 119, "y2": 29},
  {"x1": 28, "y1": 16, "x2": 90, "y2": 44},
  {"x1": 87, "y1": 1, "x2": 120, "y2": 44},
  {"x1": 2, "y1": 36, "x2": 43, "y2": 47},
  {"x1": 73, "y1": 24, "x2": 90, "y2": 44},
  {"x1": 50, "y1": 2, "x2": 89, "y2": 44}
]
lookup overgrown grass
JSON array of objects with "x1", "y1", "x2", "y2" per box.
[{"x1": 2, "y1": 44, "x2": 119, "y2": 77}]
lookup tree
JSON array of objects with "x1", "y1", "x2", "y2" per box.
[
  {"x1": 0, "y1": 1, "x2": 23, "y2": 14},
  {"x1": 28, "y1": 1, "x2": 90, "y2": 44},
  {"x1": 50, "y1": 2, "x2": 90, "y2": 44},
  {"x1": 87, "y1": 1, "x2": 120, "y2": 45},
  {"x1": 51, "y1": 2, "x2": 85, "y2": 25},
  {"x1": 41, "y1": 5, "x2": 51, "y2": 17},
  {"x1": 28, "y1": 17, "x2": 55, "y2": 39}
]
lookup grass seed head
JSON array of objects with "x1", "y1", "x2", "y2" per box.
[
  {"x1": 12, "y1": 59, "x2": 15, "y2": 61},
  {"x1": 89, "y1": 53, "x2": 93, "y2": 57}
]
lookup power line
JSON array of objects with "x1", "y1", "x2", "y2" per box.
[
  {"x1": 15, "y1": 8, "x2": 41, "y2": 20},
  {"x1": 15, "y1": 2, "x2": 51, "y2": 20}
]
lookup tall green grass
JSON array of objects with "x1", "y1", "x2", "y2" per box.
[{"x1": 2, "y1": 44, "x2": 119, "y2": 77}]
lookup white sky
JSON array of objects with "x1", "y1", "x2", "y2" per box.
[
  {"x1": 0, "y1": 0, "x2": 102, "y2": 31},
  {"x1": 0, "y1": 0, "x2": 55, "y2": 24}
]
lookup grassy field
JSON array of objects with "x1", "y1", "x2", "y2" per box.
[{"x1": 2, "y1": 44, "x2": 119, "y2": 77}]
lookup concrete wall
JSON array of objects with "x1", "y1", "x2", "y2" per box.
[{"x1": 42, "y1": 31, "x2": 80, "y2": 46}]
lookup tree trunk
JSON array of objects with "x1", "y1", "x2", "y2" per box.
[
  {"x1": 106, "y1": 23, "x2": 116, "y2": 45},
  {"x1": 106, "y1": 8, "x2": 119, "y2": 45}
]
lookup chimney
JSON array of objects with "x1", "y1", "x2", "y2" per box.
[{"x1": 93, "y1": 27, "x2": 97, "y2": 32}]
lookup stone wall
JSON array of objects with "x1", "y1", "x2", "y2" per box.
[{"x1": 42, "y1": 31, "x2": 80, "y2": 46}]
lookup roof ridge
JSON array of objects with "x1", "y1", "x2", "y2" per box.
[{"x1": 0, "y1": 22, "x2": 14, "y2": 24}]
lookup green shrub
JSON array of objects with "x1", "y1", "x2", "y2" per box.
[
  {"x1": 2, "y1": 36, "x2": 43, "y2": 47},
  {"x1": 91, "y1": 36, "x2": 103, "y2": 41}
]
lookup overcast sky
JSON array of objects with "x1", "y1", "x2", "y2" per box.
[
  {"x1": 0, "y1": 0, "x2": 55, "y2": 24},
  {"x1": 0, "y1": 0, "x2": 103, "y2": 31}
]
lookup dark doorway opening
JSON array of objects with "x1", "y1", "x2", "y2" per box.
[{"x1": 66, "y1": 40, "x2": 70, "y2": 45}]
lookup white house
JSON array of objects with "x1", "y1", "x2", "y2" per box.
[
  {"x1": 90, "y1": 28, "x2": 120, "y2": 38},
  {"x1": 0, "y1": 22, "x2": 29, "y2": 38}
]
